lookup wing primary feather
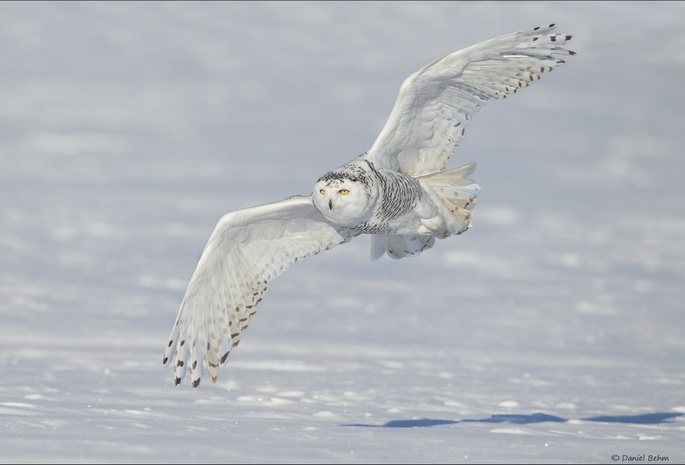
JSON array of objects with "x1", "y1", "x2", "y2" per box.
[
  {"x1": 363, "y1": 23, "x2": 574, "y2": 175},
  {"x1": 164, "y1": 196, "x2": 350, "y2": 386}
]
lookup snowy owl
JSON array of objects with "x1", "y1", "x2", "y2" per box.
[{"x1": 163, "y1": 23, "x2": 575, "y2": 387}]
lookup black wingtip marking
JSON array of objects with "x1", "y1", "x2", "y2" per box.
[
  {"x1": 167, "y1": 340, "x2": 173, "y2": 347},
  {"x1": 221, "y1": 351, "x2": 230, "y2": 364},
  {"x1": 569, "y1": 50, "x2": 577, "y2": 56},
  {"x1": 192, "y1": 378, "x2": 201, "y2": 388},
  {"x1": 174, "y1": 377, "x2": 181, "y2": 386},
  {"x1": 162, "y1": 356, "x2": 168, "y2": 365}
]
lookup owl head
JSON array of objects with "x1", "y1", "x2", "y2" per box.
[{"x1": 312, "y1": 165, "x2": 379, "y2": 227}]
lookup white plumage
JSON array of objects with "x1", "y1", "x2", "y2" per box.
[{"x1": 163, "y1": 23, "x2": 575, "y2": 387}]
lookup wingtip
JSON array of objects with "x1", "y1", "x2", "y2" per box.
[{"x1": 533, "y1": 23, "x2": 556, "y2": 32}]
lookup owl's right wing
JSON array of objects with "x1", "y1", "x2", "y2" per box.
[
  {"x1": 163, "y1": 195, "x2": 353, "y2": 388},
  {"x1": 363, "y1": 23, "x2": 575, "y2": 176}
]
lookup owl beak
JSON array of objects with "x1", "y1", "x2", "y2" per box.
[{"x1": 328, "y1": 199, "x2": 333, "y2": 210}]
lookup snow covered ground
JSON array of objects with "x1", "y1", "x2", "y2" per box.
[{"x1": 1, "y1": 2, "x2": 684, "y2": 463}]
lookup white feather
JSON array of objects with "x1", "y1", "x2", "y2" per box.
[
  {"x1": 163, "y1": 196, "x2": 352, "y2": 387},
  {"x1": 364, "y1": 23, "x2": 574, "y2": 176}
]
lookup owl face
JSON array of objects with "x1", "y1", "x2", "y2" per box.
[{"x1": 313, "y1": 175, "x2": 376, "y2": 227}]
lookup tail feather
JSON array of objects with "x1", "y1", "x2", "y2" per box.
[
  {"x1": 419, "y1": 162, "x2": 480, "y2": 229},
  {"x1": 418, "y1": 162, "x2": 479, "y2": 209}
]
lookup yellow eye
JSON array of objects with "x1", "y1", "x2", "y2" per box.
[
  {"x1": 319, "y1": 189, "x2": 325, "y2": 195},
  {"x1": 339, "y1": 189, "x2": 350, "y2": 195}
]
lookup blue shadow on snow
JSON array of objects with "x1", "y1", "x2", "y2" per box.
[{"x1": 341, "y1": 412, "x2": 682, "y2": 428}]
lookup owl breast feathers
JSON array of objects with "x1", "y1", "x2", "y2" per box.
[{"x1": 163, "y1": 23, "x2": 575, "y2": 387}]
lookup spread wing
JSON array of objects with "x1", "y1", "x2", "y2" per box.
[
  {"x1": 363, "y1": 23, "x2": 575, "y2": 176},
  {"x1": 163, "y1": 195, "x2": 353, "y2": 387}
]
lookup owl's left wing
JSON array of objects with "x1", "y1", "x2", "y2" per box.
[
  {"x1": 363, "y1": 23, "x2": 575, "y2": 176},
  {"x1": 163, "y1": 195, "x2": 353, "y2": 387}
]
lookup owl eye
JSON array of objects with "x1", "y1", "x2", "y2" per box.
[
  {"x1": 338, "y1": 189, "x2": 350, "y2": 195},
  {"x1": 319, "y1": 189, "x2": 325, "y2": 195}
]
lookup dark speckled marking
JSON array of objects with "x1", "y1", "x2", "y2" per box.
[
  {"x1": 318, "y1": 162, "x2": 373, "y2": 186},
  {"x1": 351, "y1": 161, "x2": 422, "y2": 234}
]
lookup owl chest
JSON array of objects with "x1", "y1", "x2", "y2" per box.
[{"x1": 352, "y1": 172, "x2": 423, "y2": 234}]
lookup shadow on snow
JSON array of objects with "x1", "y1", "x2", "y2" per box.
[{"x1": 340, "y1": 412, "x2": 683, "y2": 428}]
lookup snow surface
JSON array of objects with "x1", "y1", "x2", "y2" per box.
[{"x1": 1, "y1": 2, "x2": 684, "y2": 463}]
